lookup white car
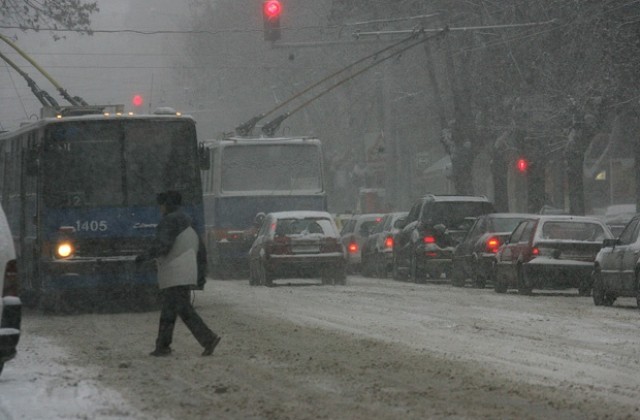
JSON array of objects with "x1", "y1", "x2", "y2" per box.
[{"x1": 0, "y1": 203, "x2": 20, "y2": 376}]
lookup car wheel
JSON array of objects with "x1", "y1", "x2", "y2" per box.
[
  {"x1": 517, "y1": 265, "x2": 532, "y2": 295},
  {"x1": 333, "y1": 268, "x2": 347, "y2": 285},
  {"x1": 450, "y1": 262, "x2": 465, "y2": 287},
  {"x1": 636, "y1": 271, "x2": 640, "y2": 309},
  {"x1": 360, "y1": 254, "x2": 370, "y2": 277},
  {"x1": 259, "y1": 261, "x2": 274, "y2": 287},
  {"x1": 411, "y1": 254, "x2": 425, "y2": 284},
  {"x1": 473, "y1": 274, "x2": 486, "y2": 289},
  {"x1": 392, "y1": 255, "x2": 404, "y2": 281},
  {"x1": 493, "y1": 262, "x2": 507, "y2": 293},
  {"x1": 471, "y1": 259, "x2": 486, "y2": 288},
  {"x1": 374, "y1": 256, "x2": 386, "y2": 278},
  {"x1": 577, "y1": 277, "x2": 591, "y2": 297},
  {"x1": 592, "y1": 270, "x2": 605, "y2": 306},
  {"x1": 249, "y1": 260, "x2": 259, "y2": 286},
  {"x1": 603, "y1": 293, "x2": 615, "y2": 306}
]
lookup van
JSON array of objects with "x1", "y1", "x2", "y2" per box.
[{"x1": 0, "y1": 203, "x2": 20, "y2": 376}]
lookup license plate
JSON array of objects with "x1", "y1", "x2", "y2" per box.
[{"x1": 293, "y1": 245, "x2": 320, "y2": 254}]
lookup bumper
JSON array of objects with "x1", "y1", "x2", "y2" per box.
[
  {"x1": 213, "y1": 241, "x2": 253, "y2": 264},
  {"x1": 477, "y1": 253, "x2": 498, "y2": 279},
  {"x1": 417, "y1": 245, "x2": 455, "y2": 270},
  {"x1": 523, "y1": 258, "x2": 593, "y2": 288},
  {"x1": 346, "y1": 251, "x2": 362, "y2": 266},
  {"x1": 42, "y1": 257, "x2": 157, "y2": 291},
  {"x1": 266, "y1": 253, "x2": 346, "y2": 277},
  {"x1": 0, "y1": 296, "x2": 21, "y2": 363}
]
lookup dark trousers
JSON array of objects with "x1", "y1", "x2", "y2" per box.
[{"x1": 155, "y1": 286, "x2": 216, "y2": 350}]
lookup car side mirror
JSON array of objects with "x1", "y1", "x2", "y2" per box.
[{"x1": 602, "y1": 238, "x2": 620, "y2": 248}]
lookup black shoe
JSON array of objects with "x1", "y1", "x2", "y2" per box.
[
  {"x1": 149, "y1": 347, "x2": 172, "y2": 357},
  {"x1": 202, "y1": 336, "x2": 221, "y2": 356}
]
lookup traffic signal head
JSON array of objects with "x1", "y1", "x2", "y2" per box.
[
  {"x1": 516, "y1": 157, "x2": 529, "y2": 173},
  {"x1": 263, "y1": 0, "x2": 282, "y2": 41},
  {"x1": 132, "y1": 94, "x2": 144, "y2": 107}
]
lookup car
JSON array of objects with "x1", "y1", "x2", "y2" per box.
[
  {"x1": 450, "y1": 213, "x2": 532, "y2": 288},
  {"x1": 592, "y1": 214, "x2": 640, "y2": 307},
  {"x1": 493, "y1": 215, "x2": 613, "y2": 295},
  {"x1": 602, "y1": 204, "x2": 636, "y2": 237},
  {"x1": 0, "y1": 203, "x2": 20, "y2": 377},
  {"x1": 248, "y1": 211, "x2": 346, "y2": 286},
  {"x1": 333, "y1": 213, "x2": 355, "y2": 233},
  {"x1": 340, "y1": 213, "x2": 384, "y2": 273},
  {"x1": 360, "y1": 212, "x2": 408, "y2": 278},
  {"x1": 392, "y1": 195, "x2": 495, "y2": 282}
]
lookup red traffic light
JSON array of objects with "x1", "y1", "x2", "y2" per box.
[
  {"x1": 132, "y1": 94, "x2": 144, "y2": 107},
  {"x1": 516, "y1": 158, "x2": 529, "y2": 173},
  {"x1": 263, "y1": 0, "x2": 281, "y2": 41},
  {"x1": 263, "y1": 0, "x2": 282, "y2": 19}
]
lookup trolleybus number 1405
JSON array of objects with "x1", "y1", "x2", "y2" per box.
[{"x1": 74, "y1": 220, "x2": 108, "y2": 232}]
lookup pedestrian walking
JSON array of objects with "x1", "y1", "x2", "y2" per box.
[{"x1": 136, "y1": 190, "x2": 221, "y2": 357}]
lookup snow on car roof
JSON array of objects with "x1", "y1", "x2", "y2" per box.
[{"x1": 269, "y1": 210, "x2": 333, "y2": 219}]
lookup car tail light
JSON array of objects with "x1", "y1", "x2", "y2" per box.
[
  {"x1": 486, "y1": 236, "x2": 501, "y2": 253},
  {"x1": 3, "y1": 259, "x2": 18, "y2": 297},
  {"x1": 348, "y1": 242, "x2": 358, "y2": 253},
  {"x1": 384, "y1": 235, "x2": 394, "y2": 249},
  {"x1": 214, "y1": 228, "x2": 243, "y2": 242},
  {"x1": 320, "y1": 238, "x2": 342, "y2": 253},
  {"x1": 423, "y1": 235, "x2": 435, "y2": 244},
  {"x1": 531, "y1": 247, "x2": 540, "y2": 256},
  {"x1": 267, "y1": 236, "x2": 291, "y2": 255}
]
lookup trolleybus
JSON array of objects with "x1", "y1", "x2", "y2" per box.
[
  {"x1": 200, "y1": 136, "x2": 326, "y2": 278},
  {"x1": 0, "y1": 106, "x2": 206, "y2": 310}
]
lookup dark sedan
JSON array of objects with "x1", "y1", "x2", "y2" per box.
[
  {"x1": 361, "y1": 212, "x2": 408, "y2": 278},
  {"x1": 248, "y1": 211, "x2": 346, "y2": 287},
  {"x1": 451, "y1": 213, "x2": 531, "y2": 288}
]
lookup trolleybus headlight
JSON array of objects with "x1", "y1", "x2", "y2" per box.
[{"x1": 56, "y1": 242, "x2": 74, "y2": 258}]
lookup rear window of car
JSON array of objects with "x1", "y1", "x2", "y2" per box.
[
  {"x1": 276, "y1": 218, "x2": 335, "y2": 236},
  {"x1": 340, "y1": 219, "x2": 356, "y2": 235},
  {"x1": 492, "y1": 217, "x2": 527, "y2": 233},
  {"x1": 422, "y1": 201, "x2": 494, "y2": 228},
  {"x1": 358, "y1": 220, "x2": 382, "y2": 236},
  {"x1": 540, "y1": 221, "x2": 606, "y2": 241}
]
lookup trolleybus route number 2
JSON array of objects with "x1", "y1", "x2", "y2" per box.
[{"x1": 74, "y1": 220, "x2": 108, "y2": 232}]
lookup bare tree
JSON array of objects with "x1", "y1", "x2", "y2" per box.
[{"x1": 1, "y1": 0, "x2": 98, "y2": 38}]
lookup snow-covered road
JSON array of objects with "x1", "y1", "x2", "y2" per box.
[{"x1": 2, "y1": 275, "x2": 640, "y2": 419}]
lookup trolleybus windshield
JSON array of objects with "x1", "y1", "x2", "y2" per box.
[
  {"x1": 221, "y1": 144, "x2": 322, "y2": 193},
  {"x1": 43, "y1": 120, "x2": 200, "y2": 208}
]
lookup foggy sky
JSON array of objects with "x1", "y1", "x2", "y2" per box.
[{"x1": 0, "y1": 0, "x2": 193, "y2": 132}]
